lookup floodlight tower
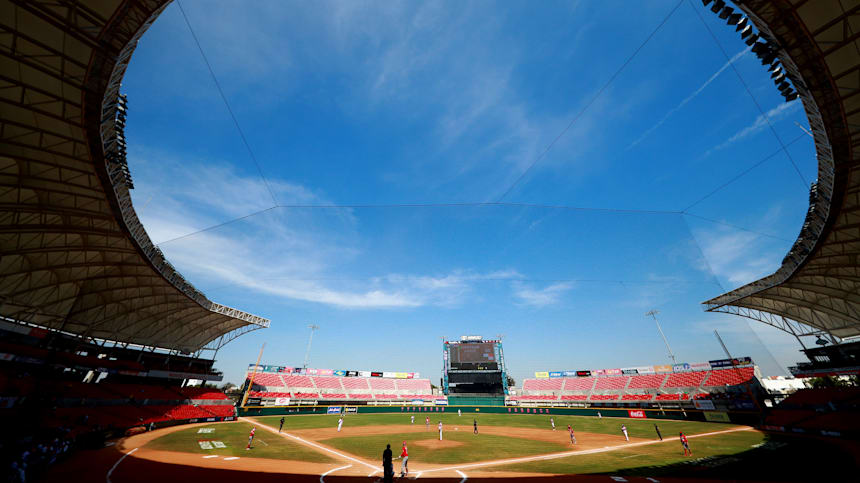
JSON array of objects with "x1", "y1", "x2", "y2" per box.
[
  {"x1": 302, "y1": 324, "x2": 319, "y2": 370},
  {"x1": 646, "y1": 310, "x2": 676, "y2": 365}
]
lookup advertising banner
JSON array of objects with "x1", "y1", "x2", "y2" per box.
[
  {"x1": 549, "y1": 371, "x2": 563, "y2": 378},
  {"x1": 535, "y1": 371, "x2": 549, "y2": 378},
  {"x1": 407, "y1": 373, "x2": 415, "y2": 379},
  {"x1": 371, "y1": 372, "x2": 383, "y2": 377},
  {"x1": 606, "y1": 368, "x2": 622, "y2": 376},
  {"x1": 307, "y1": 368, "x2": 319, "y2": 375},
  {"x1": 395, "y1": 372, "x2": 408, "y2": 378},
  {"x1": 359, "y1": 371, "x2": 371, "y2": 377},
  {"x1": 563, "y1": 371, "x2": 578, "y2": 377},
  {"x1": 704, "y1": 411, "x2": 731, "y2": 422},
  {"x1": 635, "y1": 366, "x2": 655, "y2": 374},
  {"x1": 318, "y1": 369, "x2": 334, "y2": 376},
  {"x1": 346, "y1": 371, "x2": 359, "y2": 377},
  {"x1": 247, "y1": 397, "x2": 262, "y2": 406},
  {"x1": 333, "y1": 370, "x2": 346, "y2": 377},
  {"x1": 693, "y1": 399, "x2": 716, "y2": 411},
  {"x1": 593, "y1": 369, "x2": 606, "y2": 376},
  {"x1": 709, "y1": 357, "x2": 751, "y2": 368},
  {"x1": 654, "y1": 365, "x2": 673, "y2": 373},
  {"x1": 345, "y1": 406, "x2": 358, "y2": 413},
  {"x1": 691, "y1": 362, "x2": 711, "y2": 371},
  {"x1": 382, "y1": 372, "x2": 396, "y2": 378},
  {"x1": 576, "y1": 370, "x2": 591, "y2": 377},
  {"x1": 673, "y1": 363, "x2": 692, "y2": 373},
  {"x1": 628, "y1": 410, "x2": 646, "y2": 419},
  {"x1": 622, "y1": 368, "x2": 638, "y2": 375},
  {"x1": 281, "y1": 367, "x2": 294, "y2": 373},
  {"x1": 274, "y1": 397, "x2": 290, "y2": 406},
  {"x1": 435, "y1": 399, "x2": 448, "y2": 405},
  {"x1": 327, "y1": 406, "x2": 342, "y2": 414}
]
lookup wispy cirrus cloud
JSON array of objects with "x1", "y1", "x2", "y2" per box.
[
  {"x1": 704, "y1": 101, "x2": 801, "y2": 156},
  {"x1": 629, "y1": 47, "x2": 748, "y2": 149},
  {"x1": 511, "y1": 281, "x2": 574, "y2": 307}
]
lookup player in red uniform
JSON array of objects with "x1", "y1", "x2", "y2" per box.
[
  {"x1": 246, "y1": 427, "x2": 256, "y2": 450},
  {"x1": 399, "y1": 441, "x2": 409, "y2": 477},
  {"x1": 680, "y1": 432, "x2": 692, "y2": 456}
]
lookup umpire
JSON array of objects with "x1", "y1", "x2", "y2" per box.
[{"x1": 382, "y1": 444, "x2": 393, "y2": 483}]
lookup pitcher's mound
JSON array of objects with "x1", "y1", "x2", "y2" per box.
[{"x1": 413, "y1": 439, "x2": 463, "y2": 449}]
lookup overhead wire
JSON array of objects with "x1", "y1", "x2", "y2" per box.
[
  {"x1": 686, "y1": 0, "x2": 809, "y2": 190},
  {"x1": 494, "y1": 0, "x2": 685, "y2": 202},
  {"x1": 176, "y1": 0, "x2": 280, "y2": 206}
]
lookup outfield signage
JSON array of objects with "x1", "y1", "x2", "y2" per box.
[
  {"x1": 693, "y1": 399, "x2": 716, "y2": 411},
  {"x1": 621, "y1": 368, "x2": 638, "y2": 375},
  {"x1": 627, "y1": 410, "x2": 646, "y2": 419},
  {"x1": 549, "y1": 371, "x2": 563, "y2": 378},
  {"x1": 704, "y1": 411, "x2": 731, "y2": 422},
  {"x1": 535, "y1": 371, "x2": 549, "y2": 378},
  {"x1": 563, "y1": 371, "x2": 578, "y2": 377},
  {"x1": 672, "y1": 363, "x2": 692, "y2": 373},
  {"x1": 274, "y1": 397, "x2": 290, "y2": 406},
  {"x1": 248, "y1": 364, "x2": 420, "y2": 379},
  {"x1": 654, "y1": 365, "x2": 673, "y2": 373},
  {"x1": 576, "y1": 370, "x2": 591, "y2": 377},
  {"x1": 535, "y1": 358, "x2": 753, "y2": 378},
  {"x1": 709, "y1": 357, "x2": 752, "y2": 367},
  {"x1": 605, "y1": 368, "x2": 622, "y2": 376},
  {"x1": 327, "y1": 406, "x2": 342, "y2": 414},
  {"x1": 635, "y1": 366, "x2": 655, "y2": 374},
  {"x1": 690, "y1": 362, "x2": 711, "y2": 371}
]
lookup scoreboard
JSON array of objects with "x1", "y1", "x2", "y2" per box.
[{"x1": 443, "y1": 337, "x2": 508, "y2": 395}]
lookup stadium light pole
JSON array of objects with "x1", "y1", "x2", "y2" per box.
[
  {"x1": 303, "y1": 324, "x2": 319, "y2": 370},
  {"x1": 646, "y1": 310, "x2": 676, "y2": 365}
]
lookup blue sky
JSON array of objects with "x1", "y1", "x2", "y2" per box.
[{"x1": 123, "y1": 0, "x2": 817, "y2": 386}]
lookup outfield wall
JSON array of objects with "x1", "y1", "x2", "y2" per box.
[{"x1": 238, "y1": 404, "x2": 760, "y2": 426}]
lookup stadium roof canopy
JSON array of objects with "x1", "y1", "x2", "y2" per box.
[
  {"x1": 0, "y1": 0, "x2": 268, "y2": 354},
  {"x1": 704, "y1": 0, "x2": 860, "y2": 343}
]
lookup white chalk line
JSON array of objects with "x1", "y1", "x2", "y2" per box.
[
  {"x1": 224, "y1": 456, "x2": 240, "y2": 461},
  {"x1": 106, "y1": 447, "x2": 138, "y2": 483},
  {"x1": 256, "y1": 438, "x2": 269, "y2": 446},
  {"x1": 456, "y1": 469, "x2": 467, "y2": 482},
  {"x1": 320, "y1": 464, "x2": 351, "y2": 482},
  {"x1": 418, "y1": 426, "x2": 752, "y2": 474},
  {"x1": 241, "y1": 417, "x2": 378, "y2": 472},
  {"x1": 202, "y1": 455, "x2": 218, "y2": 459}
]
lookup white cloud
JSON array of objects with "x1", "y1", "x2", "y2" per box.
[
  {"x1": 629, "y1": 47, "x2": 748, "y2": 149},
  {"x1": 706, "y1": 101, "x2": 802, "y2": 155},
  {"x1": 511, "y1": 282, "x2": 574, "y2": 307},
  {"x1": 692, "y1": 225, "x2": 783, "y2": 286}
]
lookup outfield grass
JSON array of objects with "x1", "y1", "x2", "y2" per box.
[
  {"x1": 492, "y1": 429, "x2": 765, "y2": 474},
  {"x1": 145, "y1": 422, "x2": 334, "y2": 462},
  {"x1": 254, "y1": 412, "x2": 736, "y2": 438},
  {"x1": 320, "y1": 430, "x2": 568, "y2": 464}
]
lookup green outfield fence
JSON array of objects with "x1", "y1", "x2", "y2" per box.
[{"x1": 238, "y1": 404, "x2": 761, "y2": 426}]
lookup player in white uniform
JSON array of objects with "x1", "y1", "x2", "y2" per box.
[
  {"x1": 551, "y1": 417, "x2": 556, "y2": 430},
  {"x1": 438, "y1": 421, "x2": 443, "y2": 441},
  {"x1": 411, "y1": 415, "x2": 414, "y2": 424},
  {"x1": 458, "y1": 409, "x2": 461, "y2": 417},
  {"x1": 621, "y1": 424, "x2": 629, "y2": 441},
  {"x1": 337, "y1": 416, "x2": 344, "y2": 432}
]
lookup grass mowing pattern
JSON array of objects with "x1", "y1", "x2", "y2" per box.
[
  {"x1": 145, "y1": 422, "x2": 333, "y2": 462},
  {"x1": 320, "y1": 431, "x2": 568, "y2": 464},
  {"x1": 492, "y1": 429, "x2": 764, "y2": 474},
  {"x1": 254, "y1": 412, "x2": 736, "y2": 438}
]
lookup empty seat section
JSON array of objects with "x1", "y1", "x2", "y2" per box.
[
  {"x1": 247, "y1": 373, "x2": 285, "y2": 387},
  {"x1": 621, "y1": 394, "x2": 653, "y2": 401},
  {"x1": 375, "y1": 393, "x2": 399, "y2": 399},
  {"x1": 370, "y1": 378, "x2": 396, "y2": 390},
  {"x1": 664, "y1": 371, "x2": 707, "y2": 388},
  {"x1": 703, "y1": 367, "x2": 754, "y2": 386},
  {"x1": 181, "y1": 387, "x2": 229, "y2": 400},
  {"x1": 201, "y1": 405, "x2": 235, "y2": 417},
  {"x1": 282, "y1": 375, "x2": 315, "y2": 388},
  {"x1": 313, "y1": 377, "x2": 343, "y2": 390},
  {"x1": 563, "y1": 377, "x2": 594, "y2": 391},
  {"x1": 589, "y1": 394, "x2": 619, "y2": 401},
  {"x1": 292, "y1": 392, "x2": 320, "y2": 399},
  {"x1": 319, "y1": 393, "x2": 347, "y2": 399},
  {"x1": 348, "y1": 393, "x2": 373, "y2": 399},
  {"x1": 560, "y1": 394, "x2": 587, "y2": 401},
  {"x1": 594, "y1": 376, "x2": 627, "y2": 390},
  {"x1": 655, "y1": 394, "x2": 681, "y2": 401},
  {"x1": 342, "y1": 378, "x2": 370, "y2": 391},
  {"x1": 395, "y1": 379, "x2": 432, "y2": 392},
  {"x1": 628, "y1": 374, "x2": 666, "y2": 389}
]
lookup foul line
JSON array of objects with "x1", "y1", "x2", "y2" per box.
[
  {"x1": 241, "y1": 417, "x2": 377, "y2": 471},
  {"x1": 320, "y1": 464, "x2": 351, "y2": 483},
  {"x1": 418, "y1": 426, "x2": 752, "y2": 474},
  {"x1": 106, "y1": 447, "x2": 138, "y2": 483},
  {"x1": 456, "y1": 469, "x2": 468, "y2": 482}
]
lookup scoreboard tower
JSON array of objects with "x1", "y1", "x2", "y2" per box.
[{"x1": 442, "y1": 336, "x2": 508, "y2": 396}]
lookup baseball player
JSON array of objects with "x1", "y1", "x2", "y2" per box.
[
  {"x1": 399, "y1": 441, "x2": 409, "y2": 477},
  {"x1": 438, "y1": 421, "x2": 443, "y2": 441},
  {"x1": 246, "y1": 427, "x2": 256, "y2": 449},
  {"x1": 278, "y1": 417, "x2": 285, "y2": 433},
  {"x1": 458, "y1": 409, "x2": 462, "y2": 417},
  {"x1": 654, "y1": 424, "x2": 662, "y2": 441},
  {"x1": 473, "y1": 418, "x2": 478, "y2": 434},
  {"x1": 621, "y1": 424, "x2": 629, "y2": 441},
  {"x1": 411, "y1": 415, "x2": 415, "y2": 424},
  {"x1": 568, "y1": 424, "x2": 576, "y2": 445},
  {"x1": 425, "y1": 416, "x2": 430, "y2": 430},
  {"x1": 550, "y1": 417, "x2": 556, "y2": 430},
  {"x1": 680, "y1": 432, "x2": 692, "y2": 456},
  {"x1": 337, "y1": 416, "x2": 344, "y2": 432}
]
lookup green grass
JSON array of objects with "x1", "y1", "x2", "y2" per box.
[
  {"x1": 253, "y1": 412, "x2": 736, "y2": 438},
  {"x1": 320, "y1": 431, "x2": 568, "y2": 464},
  {"x1": 492, "y1": 429, "x2": 765, "y2": 474},
  {"x1": 145, "y1": 421, "x2": 333, "y2": 462}
]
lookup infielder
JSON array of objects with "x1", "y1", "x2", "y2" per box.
[
  {"x1": 399, "y1": 441, "x2": 409, "y2": 477},
  {"x1": 568, "y1": 424, "x2": 576, "y2": 445},
  {"x1": 411, "y1": 415, "x2": 414, "y2": 424},
  {"x1": 246, "y1": 427, "x2": 256, "y2": 449},
  {"x1": 278, "y1": 417, "x2": 285, "y2": 433},
  {"x1": 621, "y1": 424, "x2": 629, "y2": 441},
  {"x1": 458, "y1": 409, "x2": 462, "y2": 417},
  {"x1": 473, "y1": 419, "x2": 478, "y2": 434},
  {"x1": 425, "y1": 416, "x2": 430, "y2": 430},
  {"x1": 680, "y1": 432, "x2": 692, "y2": 456},
  {"x1": 550, "y1": 417, "x2": 556, "y2": 430},
  {"x1": 337, "y1": 416, "x2": 344, "y2": 432},
  {"x1": 438, "y1": 421, "x2": 443, "y2": 441}
]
